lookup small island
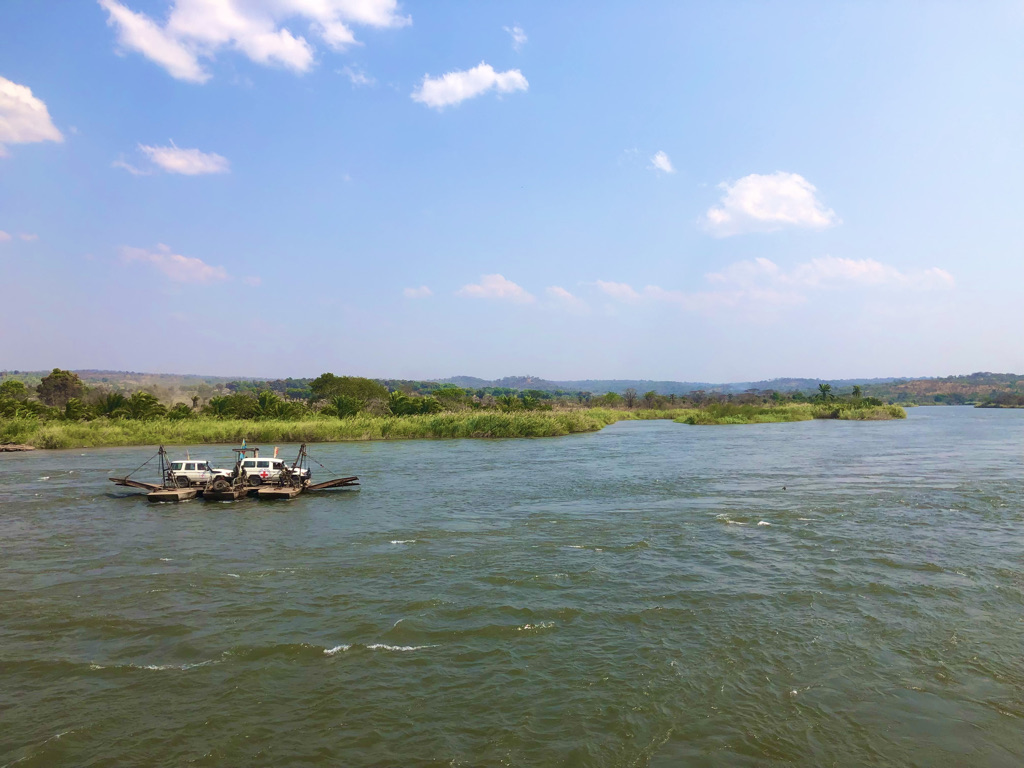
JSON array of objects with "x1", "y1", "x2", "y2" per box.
[{"x1": 678, "y1": 384, "x2": 905, "y2": 424}]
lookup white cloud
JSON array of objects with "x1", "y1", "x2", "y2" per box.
[
  {"x1": 121, "y1": 244, "x2": 228, "y2": 283},
  {"x1": 457, "y1": 274, "x2": 534, "y2": 303},
  {"x1": 593, "y1": 256, "x2": 953, "y2": 315},
  {"x1": 704, "y1": 172, "x2": 839, "y2": 237},
  {"x1": 788, "y1": 256, "x2": 955, "y2": 290},
  {"x1": 0, "y1": 231, "x2": 11, "y2": 242},
  {"x1": 595, "y1": 280, "x2": 641, "y2": 301},
  {"x1": 403, "y1": 285, "x2": 432, "y2": 298},
  {"x1": 504, "y1": 25, "x2": 527, "y2": 51},
  {"x1": 649, "y1": 151, "x2": 675, "y2": 174},
  {"x1": 546, "y1": 285, "x2": 587, "y2": 311},
  {"x1": 339, "y1": 65, "x2": 375, "y2": 87},
  {"x1": 112, "y1": 158, "x2": 151, "y2": 175},
  {"x1": 707, "y1": 255, "x2": 955, "y2": 292},
  {"x1": 139, "y1": 142, "x2": 230, "y2": 175},
  {"x1": 243, "y1": 275, "x2": 262, "y2": 287},
  {"x1": 0, "y1": 76, "x2": 63, "y2": 156},
  {"x1": 98, "y1": 0, "x2": 410, "y2": 83},
  {"x1": 19, "y1": 233, "x2": 38, "y2": 242},
  {"x1": 412, "y1": 62, "x2": 528, "y2": 109}
]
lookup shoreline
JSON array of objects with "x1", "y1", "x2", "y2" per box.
[{"x1": 1, "y1": 404, "x2": 908, "y2": 450}]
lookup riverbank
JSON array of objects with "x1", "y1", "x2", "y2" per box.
[
  {"x1": 677, "y1": 402, "x2": 906, "y2": 425},
  {"x1": 0, "y1": 409, "x2": 698, "y2": 449},
  {"x1": 0, "y1": 403, "x2": 909, "y2": 449}
]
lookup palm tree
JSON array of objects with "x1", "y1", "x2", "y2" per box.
[
  {"x1": 851, "y1": 385, "x2": 863, "y2": 399},
  {"x1": 117, "y1": 391, "x2": 166, "y2": 420},
  {"x1": 94, "y1": 392, "x2": 128, "y2": 417},
  {"x1": 817, "y1": 383, "x2": 834, "y2": 402}
]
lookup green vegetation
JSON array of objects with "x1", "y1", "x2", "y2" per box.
[
  {"x1": 677, "y1": 401, "x2": 906, "y2": 425},
  {"x1": 0, "y1": 367, "x2": 914, "y2": 449},
  {"x1": 0, "y1": 409, "x2": 691, "y2": 449}
]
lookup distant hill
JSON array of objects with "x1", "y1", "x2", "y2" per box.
[
  {"x1": 3, "y1": 369, "x2": 1022, "y2": 405},
  {"x1": 443, "y1": 375, "x2": 902, "y2": 395}
]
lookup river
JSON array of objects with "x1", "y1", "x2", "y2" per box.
[{"x1": 1, "y1": 406, "x2": 1022, "y2": 767}]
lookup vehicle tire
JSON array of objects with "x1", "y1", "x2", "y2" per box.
[
  {"x1": 175, "y1": 475, "x2": 190, "y2": 488},
  {"x1": 211, "y1": 477, "x2": 230, "y2": 492},
  {"x1": 247, "y1": 475, "x2": 262, "y2": 487}
]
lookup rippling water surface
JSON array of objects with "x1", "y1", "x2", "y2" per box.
[{"x1": 2, "y1": 407, "x2": 1023, "y2": 767}]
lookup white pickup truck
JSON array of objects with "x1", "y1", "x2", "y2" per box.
[
  {"x1": 169, "y1": 460, "x2": 232, "y2": 488},
  {"x1": 239, "y1": 457, "x2": 311, "y2": 486}
]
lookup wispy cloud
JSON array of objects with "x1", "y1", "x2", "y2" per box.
[
  {"x1": 0, "y1": 231, "x2": 11, "y2": 242},
  {"x1": 19, "y1": 233, "x2": 38, "y2": 241},
  {"x1": 98, "y1": 0, "x2": 410, "y2": 83},
  {"x1": 243, "y1": 275, "x2": 262, "y2": 287},
  {"x1": 403, "y1": 285, "x2": 432, "y2": 298},
  {"x1": 596, "y1": 256, "x2": 954, "y2": 314},
  {"x1": 339, "y1": 66, "x2": 376, "y2": 87},
  {"x1": 457, "y1": 274, "x2": 534, "y2": 303},
  {"x1": 139, "y1": 142, "x2": 229, "y2": 175},
  {"x1": 121, "y1": 244, "x2": 228, "y2": 283},
  {"x1": 704, "y1": 172, "x2": 839, "y2": 237},
  {"x1": 546, "y1": 285, "x2": 588, "y2": 312},
  {"x1": 412, "y1": 62, "x2": 528, "y2": 109},
  {"x1": 0, "y1": 76, "x2": 63, "y2": 157},
  {"x1": 649, "y1": 151, "x2": 675, "y2": 174},
  {"x1": 112, "y1": 157, "x2": 151, "y2": 176},
  {"x1": 595, "y1": 280, "x2": 641, "y2": 301},
  {"x1": 504, "y1": 24, "x2": 527, "y2": 51}
]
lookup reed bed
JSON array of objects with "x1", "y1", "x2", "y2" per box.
[
  {"x1": 0, "y1": 404, "x2": 903, "y2": 449},
  {"x1": 2, "y1": 409, "x2": 688, "y2": 449}
]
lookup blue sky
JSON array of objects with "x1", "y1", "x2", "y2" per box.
[{"x1": 1, "y1": 1, "x2": 1022, "y2": 381}]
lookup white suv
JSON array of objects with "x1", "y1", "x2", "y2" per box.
[
  {"x1": 169, "y1": 460, "x2": 232, "y2": 488},
  {"x1": 239, "y1": 457, "x2": 311, "y2": 485}
]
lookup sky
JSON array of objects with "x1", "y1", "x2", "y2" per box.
[{"x1": 1, "y1": 1, "x2": 1022, "y2": 382}]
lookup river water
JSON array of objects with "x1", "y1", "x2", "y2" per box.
[{"x1": 1, "y1": 407, "x2": 1023, "y2": 767}]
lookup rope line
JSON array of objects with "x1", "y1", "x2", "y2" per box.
[{"x1": 123, "y1": 450, "x2": 160, "y2": 478}]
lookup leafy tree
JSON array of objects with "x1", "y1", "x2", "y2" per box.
[
  {"x1": 309, "y1": 373, "x2": 388, "y2": 404},
  {"x1": 599, "y1": 392, "x2": 623, "y2": 407},
  {"x1": 0, "y1": 380, "x2": 30, "y2": 401},
  {"x1": 520, "y1": 395, "x2": 539, "y2": 410},
  {"x1": 643, "y1": 390, "x2": 657, "y2": 409},
  {"x1": 388, "y1": 391, "x2": 443, "y2": 416},
  {"x1": 623, "y1": 388, "x2": 638, "y2": 408},
  {"x1": 63, "y1": 398, "x2": 91, "y2": 421},
  {"x1": 817, "y1": 383, "x2": 835, "y2": 401},
  {"x1": 497, "y1": 394, "x2": 522, "y2": 412},
  {"x1": 203, "y1": 396, "x2": 233, "y2": 418},
  {"x1": 167, "y1": 403, "x2": 195, "y2": 420},
  {"x1": 94, "y1": 392, "x2": 129, "y2": 417},
  {"x1": 37, "y1": 368, "x2": 84, "y2": 407},
  {"x1": 120, "y1": 391, "x2": 166, "y2": 420},
  {"x1": 329, "y1": 394, "x2": 363, "y2": 418},
  {"x1": 255, "y1": 390, "x2": 283, "y2": 418}
]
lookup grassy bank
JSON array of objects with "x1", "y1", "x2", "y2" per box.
[
  {"x1": 676, "y1": 402, "x2": 906, "y2": 425},
  {"x1": 0, "y1": 403, "x2": 907, "y2": 449},
  {"x1": 1, "y1": 409, "x2": 698, "y2": 449}
]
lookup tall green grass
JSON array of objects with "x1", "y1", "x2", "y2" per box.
[
  {"x1": 0, "y1": 404, "x2": 904, "y2": 449},
  {"x1": 3, "y1": 408, "x2": 682, "y2": 449},
  {"x1": 677, "y1": 402, "x2": 905, "y2": 425}
]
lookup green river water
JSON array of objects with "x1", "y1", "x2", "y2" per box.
[{"x1": 1, "y1": 406, "x2": 1023, "y2": 767}]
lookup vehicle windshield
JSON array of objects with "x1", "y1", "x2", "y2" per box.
[{"x1": 171, "y1": 462, "x2": 183, "y2": 470}]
